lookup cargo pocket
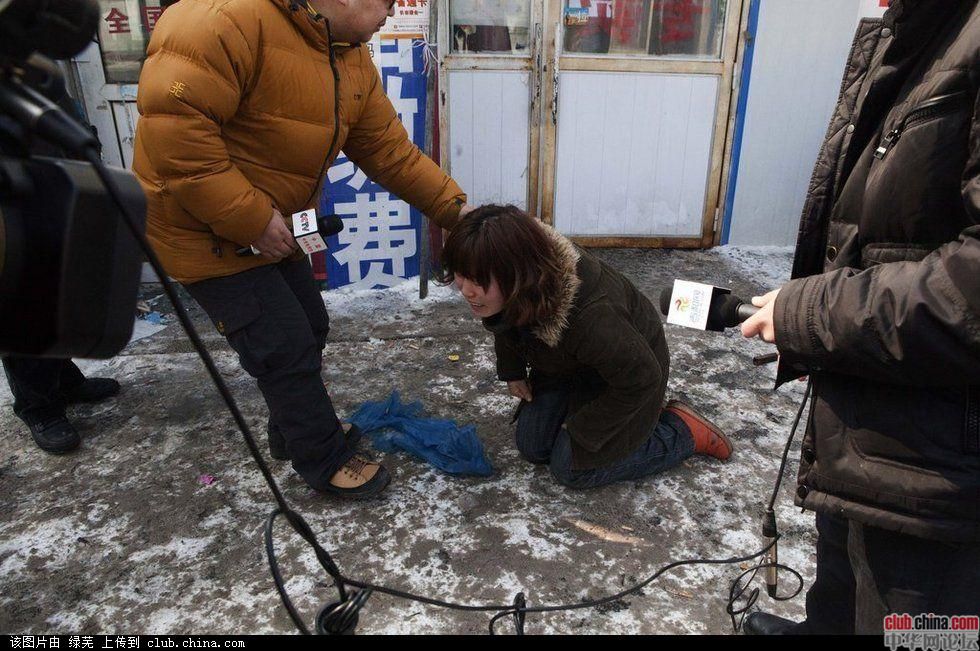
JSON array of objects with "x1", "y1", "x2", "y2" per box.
[
  {"x1": 215, "y1": 298, "x2": 274, "y2": 378},
  {"x1": 186, "y1": 283, "x2": 268, "y2": 377},
  {"x1": 203, "y1": 295, "x2": 262, "y2": 340}
]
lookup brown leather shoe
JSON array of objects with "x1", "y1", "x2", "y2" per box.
[
  {"x1": 324, "y1": 455, "x2": 391, "y2": 499},
  {"x1": 664, "y1": 399, "x2": 733, "y2": 460}
]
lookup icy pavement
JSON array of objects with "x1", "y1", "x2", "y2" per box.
[{"x1": 0, "y1": 246, "x2": 817, "y2": 635}]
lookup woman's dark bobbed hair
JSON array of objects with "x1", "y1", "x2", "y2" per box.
[{"x1": 438, "y1": 204, "x2": 566, "y2": 327}]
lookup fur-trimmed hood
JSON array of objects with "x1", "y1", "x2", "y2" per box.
[
  {"x1": 479, "y1": 222, "x2": 581, "y2": 347},
  {"x1": 531, "y1": 224, "x2": 581, "y2": 347}
]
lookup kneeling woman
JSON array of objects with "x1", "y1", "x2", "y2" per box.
[{"x1": 440, "y1": 205, "x2": 732, "y2": 488}]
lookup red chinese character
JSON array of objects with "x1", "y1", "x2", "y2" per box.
[
  {"x1": 104, "y1": 7, "x2": 130, "y2": 34},
  {"x1": 143, "y1": 6, "x2": 165, "y2": 31}
]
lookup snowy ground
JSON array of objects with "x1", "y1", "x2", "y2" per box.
[{"x1": 0, "y1": 246, "x2": 817, "y2": 635}]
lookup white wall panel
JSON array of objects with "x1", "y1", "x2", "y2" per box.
[
  {"x1": 728, "y1": 0, "x2": 866, "y2": 245},
  {"x1": 111, "y1": 101, "x2": 140, "y2": 169},
  {"x1": 554, "y1": 72, "x2": 718, "y2": 237},
  {"x1": 448, "y1": 71, "x2": 531, "y2": 209},
  {"x1": 72, "y1": 42, "x2": 125, "y2": 168}
]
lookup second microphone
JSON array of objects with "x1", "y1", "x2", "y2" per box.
[
  {"x1": 236, "y1": 212, "x2": 345, "y2": 257},
  {"x1": 658, "y1": 280, "x2": 759, "y2": 332}
]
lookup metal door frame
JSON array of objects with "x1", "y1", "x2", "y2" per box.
[
  {"x1": 438, "y1": 0, "x2": 751, "y2": 248},
  {"x1": 539, "y1": 0, "x2": 749, "y2": 248},
  {"x1": 436, "y1": 0, "x2": 546, "y2": 216},
  {"x1": 70, "y1": 41, "x2": 135, "y2": 169}
]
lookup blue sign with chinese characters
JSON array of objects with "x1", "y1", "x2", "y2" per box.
[{"x1": 320, "y1": 38, "x2": 429, "y2": 289}]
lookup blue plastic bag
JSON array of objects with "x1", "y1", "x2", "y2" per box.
[{"x1": 348, "y1": 392, "x2": 493, "y2": 477}]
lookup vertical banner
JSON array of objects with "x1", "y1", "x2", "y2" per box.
[{"x1": 319, "y1": 7, "x2": 431, "y2": 289}]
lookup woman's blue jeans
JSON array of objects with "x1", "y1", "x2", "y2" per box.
[{"x1": 514, "y1": 387, "x2": 694, "y2": 489}]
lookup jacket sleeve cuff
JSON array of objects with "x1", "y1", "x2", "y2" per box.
[
  {"x1": 775, "y1": 275, "x2": 829, "y2": 368},
  {"x1": 430, "y1": 188, "x2": 468, "y2": 231},
  {"x1": 210, "y1": 189, "x2": 274, "y2": 246}
]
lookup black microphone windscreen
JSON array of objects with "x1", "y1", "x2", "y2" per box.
[
  {"x1": 0, "y1": 0, "x2": 100, "y2": 60},
  {"x1": 318, "y1": 214, "x2": 345, "y2": 237},
  {"x1": 705, "y1": 293, "x2": 744, "y2": 331},
  {"x1": 658, "y1": 287, "x2": 673, "y2": 316},
  {"x1": 22, "y1": 54, "x2": 68, "y2": 104}
]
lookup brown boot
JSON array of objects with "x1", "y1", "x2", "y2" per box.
[
  {"x1": 324, "y1": 455, "x2": 391, "y2": 499},
  {"x1": 664, "y1": 399, "x2": 732, "y2": 460}
]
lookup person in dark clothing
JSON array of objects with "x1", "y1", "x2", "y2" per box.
[
  {"x1": 2, "y1": 358, "x2": 120, "y2": 454},
  {"x1": 0, "y1": 59, "x2": 121, "y2": 455},
  {"x1": 740, "y1": 0, "x2": 980, "y2": 635},
  {"x1": 440, "y1": 205, "x2": 733, "y2": 488}
]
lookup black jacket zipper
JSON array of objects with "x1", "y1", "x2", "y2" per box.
[
  {"x1": 874, "y1": 91, "x2": 971, "y2": 160},
  {"x1": 301, "y1": 16, "x2": 343, "y2": 210},
  {"x1": 966, "y1": 386, "x2": 980, "y2": 456},
  {"x1": 214, "y1": 10, "x2": 340, "y2": 259}
]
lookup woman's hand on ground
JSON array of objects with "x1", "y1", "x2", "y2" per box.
[{"x1": 507, "y1": 380, "x2": 533, "y2": 402}]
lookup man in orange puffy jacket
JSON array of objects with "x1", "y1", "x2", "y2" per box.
[{"x1": 133, "y1": 0, "x2": 470, "y2": 498}]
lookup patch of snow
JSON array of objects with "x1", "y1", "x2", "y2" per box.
[{"x1": 714, "y1": 246, "x2": 794, "y2": 288}]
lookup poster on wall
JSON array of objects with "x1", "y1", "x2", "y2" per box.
[
  {"x1": 318, "y1": 6, "x2": 431, "y2": 290},
  {"x1": 385, "y1": 0, "x2": 431, "y2": 37}
]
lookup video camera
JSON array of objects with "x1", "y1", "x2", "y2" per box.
[{"x1": 0, "y1": 0, "x2": 146, "y2": 358}]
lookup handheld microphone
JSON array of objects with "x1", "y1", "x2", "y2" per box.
[
  {"x1": 763, "y1": 509, "x2": 778, "y2": 598},
  {"x1": 658, "y1": 280, "x2": 759, "y2": 332},
  {"x1": 236, "y1": 213, "x2": 344, "y2": 257}
]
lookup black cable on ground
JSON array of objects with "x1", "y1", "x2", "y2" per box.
[
  {"x1": 726, "y1": 379, "x2": 813, "y2": 631},
  {"x1": 321, "y1": 536, "x2": 787, "y2": 634},
  {"x1": 725, "y1": 556, "x2": 805, "y2": 631},
  {"x1": 265, "y1": 509, "x2": 314, "y2": 635}
]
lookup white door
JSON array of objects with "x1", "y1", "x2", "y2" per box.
[
  {"x1": 440, "y1": 0, "x2": 746, "y2": 248},
  {"x1": 439, "y1": 0, "x2": 542, "y2": 214},
  {"x1": 541, "y1": 0, "x2": 744, "y2": 247}
]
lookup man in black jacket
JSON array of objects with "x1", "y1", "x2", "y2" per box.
[{"x1": 741, "y1": 0, "x2": 980, "y2": 635}]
